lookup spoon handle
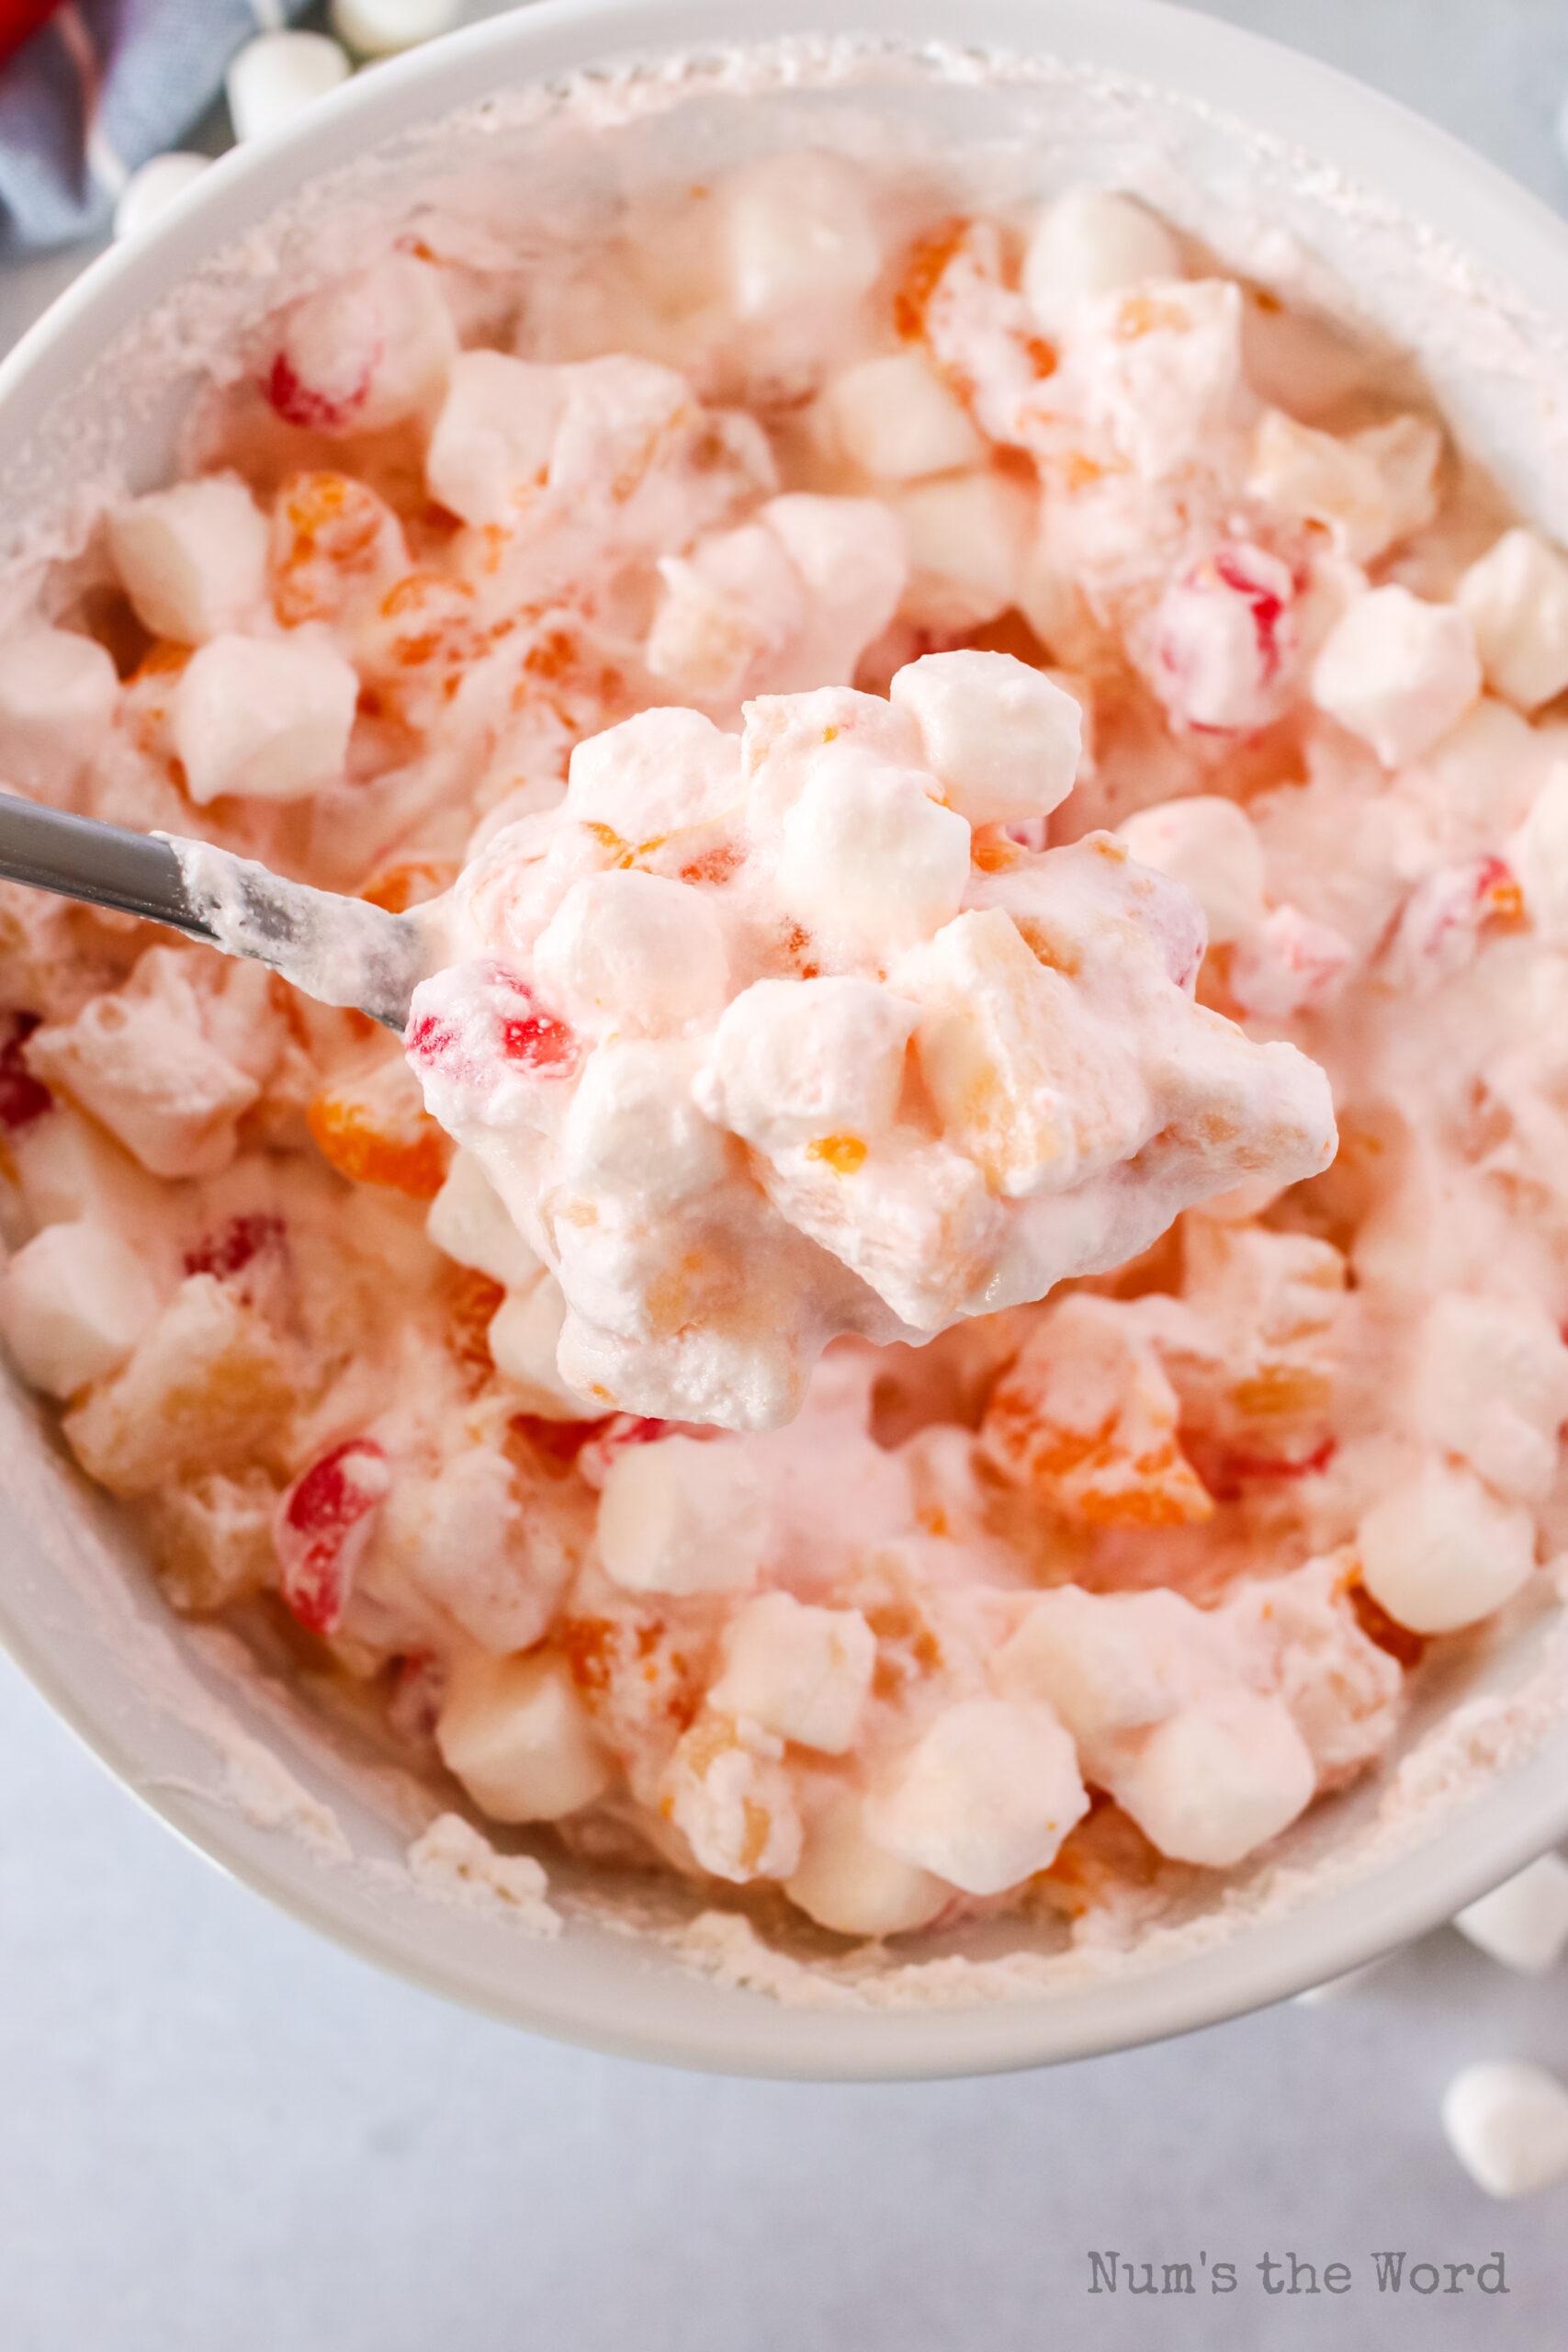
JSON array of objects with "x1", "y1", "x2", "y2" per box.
[
  {"x1": 0, "y1": 791, "x2": 428, "y2": 1032},
  {"x1": 0, "y1": 790, "x2": 215, "y2": 940}
]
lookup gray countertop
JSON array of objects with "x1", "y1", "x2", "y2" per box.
[{"x1": 5, "y1": 6, "x2": 1568, "y2": 2346}]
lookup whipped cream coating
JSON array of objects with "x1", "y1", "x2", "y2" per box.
[{"x1": 2, "y1": 143, "x2": 1567, "y2": 1956}]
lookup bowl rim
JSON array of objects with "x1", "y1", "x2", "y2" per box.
[{"x1": 6, "y1": 0, "x2": 1568, "y2": 2079}]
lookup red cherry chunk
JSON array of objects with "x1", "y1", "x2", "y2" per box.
[
  {"x1": 275, "y1": 1436, "x2": 390, "y2": 1636},
  {"x1": 0, "y1": 1013, "x2": 51, "y2": 1131},
  {"x1": 184, "y1": 1212, "x2": 286, "y2": 1281}
]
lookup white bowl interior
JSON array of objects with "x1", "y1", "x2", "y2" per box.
[{"x1": 6, "y1": 0, "x2": 1568, "y2": 2077}]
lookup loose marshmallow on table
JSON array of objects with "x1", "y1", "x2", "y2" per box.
[
  {"x1": 108, "y1": 478, "x2": 269, "y2": 645},
  {"x1": 435, "y1": 1648, "x2": 613, "y2": 1823},
  {"x1": 1312, "y1": 583, "x2": 1482, "y2": 767},
  {"x1": 1441, "y1": 2062, "x2": 1568, "y2": 2198},
  {"x1": 0, "y1": 1221, "x2": 160, "y2": 1397},
  {"x1": 408, "y1": 652, "x2": 1336, "y2": 1429},
  {"x1": 172, "y1": 633, "x2": 360, "y2": 804},
  {"x1": 112, "y1": 153, "x2": 211, "y2": 243},
  {"x1": 0, "y1": 628, "x2": 118, "y2": 797},
  {"x1": 329, "y1": 0, "x2": 458, "y2": 58},
  {"x1": 226, "y1": 32, "x2": 351, "y2": 145},
  {"x1": 1453, "y1": 1853, "x2": 1568, "y2": 1974},
  {"x1": 1458, "y1": 528, "x2": 1568, "y2": 712},
  {"x1": 1357, "y1": 1456, "x2": 1538, "y2": 1634}
]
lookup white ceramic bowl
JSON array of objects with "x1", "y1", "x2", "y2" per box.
[{"x1": 6, "y1": 0, "x2": 1568, "y2": 2080}]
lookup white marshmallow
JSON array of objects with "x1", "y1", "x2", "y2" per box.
[
  {"x1": 1357, "y1": 1457, "x2": 1537, "y2": 1634},
  {"x1": 660, "y1": 1714, "x2": 802, "y2": 1882},
  {"x1": 426, "y1": 350, "x2": 564, "y2": 528},
  {"x1": 1311, "y1": 585, "x2": 1482, "y2": 768},
  {"x1": 774, "y1": 749, "x2": 971, "y2": 953},
  {"x1": 329, "y1": 0, "x2": 457, "y2": 58},
  {"x1": 864, "y1": 1697, "x2": 1089, "y2": 1896},
  {"x1": 992, "y1": 1585, "x2": 1217, "y2": 1745},
  {"x1": 707, "y1": 1591, "x2": 876, "y2": 1754},
  {"x1": 911, "y1": 908, "x2": 1078, "y2": 1197},
  {"x1": 533, "y1": 870, "x2": 729, "y2": 1036},
  {"x1": 646, "y1": 524, "x2": 805, "y2": 703},
  {"x1": 890, "y1": 650, "x2": 1081, "y2": 828},
  {"x1": 435, "y1": 1648, "x2": 613, "y2": 1822},
  {"x1": 560, "y1": 1040, "x2": 728, "y2": 1206},
  {"x1": 1454, "y1": 1853, "x2": 1568, "y2": 1974},
  {"x1": 824, "y1": 350, "x2": 986, "y2": 481},
  {"x1": 172, "y1": 632, "x2": 359, "y2": 804},
  {"x1": 785, "y1": 1790, "x2": 951, "y2": 1936},
  {"x1": 1441, "y1": 2062, "x2": 1568, "y2": 2199},
  {"x1": 226, "y1": 31, "x2": 351, "y2": 145},
  {"x1": 720, "y1": 151, "x2": 882, "y2": 320},
  {"x1": 565, "y1": 707, "x2": 741, "y2": 839},
  {"x1": 896, "y1": 470, "x2": 1034, "y2": 633},
  {"x1": 597, "y1": 1434, "x2": 766, "y2": 1595},
  {"x1": 8, "y1": 1106, "x2": 164, "y2": 1231},
  {"x1": 486, "y1": 1273, "x2": 591, "y2": 1419},
  {"x1": 0, "y1": 1220, "x2": 161, "y2": 1397},
  {"x1": 1413, "y1": 1292, "x2": 1568, "y2": 1504},
  {"x1": 112, "y1": 153, "x2": 210, "y2": 243},
  {"x1": 426, "y1": 1148, "x2": 543, "y2": 1290},
  {"x1": 108, "y1": 477, "x2": 269, "y2": 645},
  {"x1": 1509, "y1": 761, "x2": 1568, "y2": 943},
  {"x1": 1458, "y1": 528, "x2": 1568, "y2": 712},
  {"x1": 694, "y1": 977, "x2": 916, "y2": 1152},
  {"x1": 1118, "y1": 796, "x2": 1267, "y2": 947},
  {"x1": 1414, "y1": 696, "x2": 1546, "y2": 839},
  {"x1": 0, "y1": 628, "x2": 118, "y2": 797},
  {"x1": 1021, "y1": 187, "x2": 1182, "y2": 334},
  {"x1": 1101, "y1": 1690, "x2": 1315, "y2": 1869},
  {"x1": 756, "y1": 495, "x2": 908, "y2": 690}
]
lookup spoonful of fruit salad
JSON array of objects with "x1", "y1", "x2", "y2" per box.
[{"x1": 1, "y1": 648, "x2": 1337, "y2": 1431}]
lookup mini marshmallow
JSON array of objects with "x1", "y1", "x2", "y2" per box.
[
  {"x1": 1357, "y1": 1456, "x2": 1537, "y2": 1635},
  {"x1": 1311, "y1": 585, "x2": 1482, "y2": 768},
  {"x1": 785, "y1": 1790, "x2": 951, "y2": 1937},
  {"x1": 1248, "y1": 409, "x2": 1439, "y2": 564},
  {"x1": 1458, "y1": 528, "x2": 1568, "y2": 712},
  {"x1": 707, "y1": 1590, "x2": 876, "y2": 1753},
  {"x1": 226, "y1": 31, "x2": 351, "y2": 145},
  {"x1": 992, "y1": 1585, "x2": 1218, "y2": 1746},
  {"x1": 533, "y1": 870, "x2": 729, "y2": 1036},
  {"x1": 825, "y1": 350, "x2": 986, "y2": 481},
  {"x1": 751, "y1": 495, "x2": 908, "y2": 694},
  {"x1": 694, "y1": 978, "x2": 917, "y2": 1152},
  {"x1": 0, "y1": 1221, "x2": 161, "y2": 1397},
  {"x1": 1453, "y1": 1853, "x2": 1568, "y2": 1974},
  {"x1": 890, "y1": 649, "x2": 1081, "y2": 828},
  {"x1": 774, "y1": 749, "x2": 971, "y2": 952},
  {"x1": 112, "y1": 153, "x2": 210, "y2": 242},
  {"x1": 1413, "y1": 1292, "x2": 1568, "y2": 1504},
  {"x1": 719, "y1": 151, "x2": 882, "y2": 320},
  {"x1": 1118, "y1": 797, "x2": 1267, "y2": 947},
  {"x1": 597, "y1": 1434, "x2": 766, "y2": 1595},
  {"x1": 564, "y1": 707, "x2": 741, "y2": 838},
  {"x1": 646, "y1": 524, "x2": 805, "y2": 703},
  {"x1": 1441, "y1": 2062, "x2": 1568, "y2": 2199},
  {"x1": 560, "y1": 1040, "x2": 728, "y2": 1207},
  {"x1": 172, "y1": 633, "x2": 359, "y2": 804},
  {"x1": 486, "y1": 1273, "x2": 591, "y2": 1420},
  {"x1": 864, "y1": 1697, "x2": 1089, "y2": 1896},
  {"x1": 910, "y1": 909, "x2": 1078, "y2": 1197},
  {"x1": 426, "y1": 351, "x2": 565, "y2": 528},
  {"x1": 329, "y1": 0, "x2": 458, "y2": 58},
  {"x1": 1100, "y1": 1690, "x2": 1315, "y2": 1868},
  {"x1": 896, "y1": 470, "x2": 1034, "y2": 633},
  {"x1": 1021, "y1": 186, "x2": 1182, "y2": 334},
  {"x1": 426, "y1": 1148, "x2": 543, "y2": 1290},
  {"x1": 108, "y1": 477, "x2": 269, "y2": 644},
  {"x1": 1414, "y1": 696, "x2": 1546, "y2": 839},
  {"x1": 435, "y1": 1648, "x2": 613, "y2": 1822},
  {"x1": 0, "y1": 628, "x2": 118, "y2": 797},
  {"x1": 8, "y1": 1106, "x2": 164, "y2": 1232}
]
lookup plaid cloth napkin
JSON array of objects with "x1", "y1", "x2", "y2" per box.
[{"x1": 0, "y1": 0, "x2": 310, "y2": 254}]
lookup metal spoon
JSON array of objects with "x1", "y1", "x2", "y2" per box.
[{"x1": 0, "y1": 792, "x2": 438, "y2": 1031}]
